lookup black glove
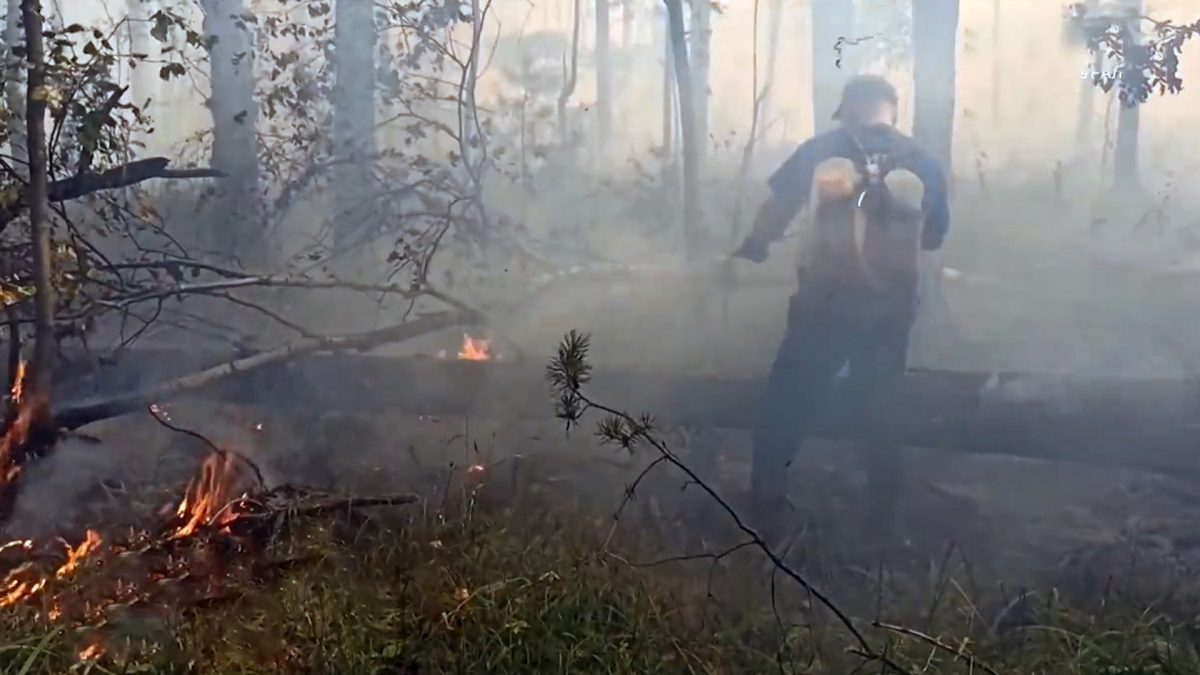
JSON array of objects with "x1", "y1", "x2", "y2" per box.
[{"x1": 732, "y1": 237, "x2": 769, "y2": 263}]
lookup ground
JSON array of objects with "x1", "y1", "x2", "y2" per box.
[
  {"x1": 3, "y1": 391, "x2": 1200, "y2": 673},
  {"x1": 4, "y1": 178, "x2": 1200, "y2": 672}
]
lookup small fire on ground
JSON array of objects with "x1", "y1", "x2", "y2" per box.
[
  {"x1": 0, "y1": 429, "x2": 261, "y2": 663},
  {"x1": 437, "y1": 333, "x2": 494, "y2": 361}
]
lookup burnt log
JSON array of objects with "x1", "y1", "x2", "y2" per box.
[{"x1": 51, "y1": 348, "x2": 1200, "y2": 478}]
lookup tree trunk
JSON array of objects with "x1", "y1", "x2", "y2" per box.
[
  {"x1": 659, "y1": 7, "x2": 674, "y2": 156},
  {"x1": 621, "y1": 0, "x2": 634, "y2": 48},
  {"x1": 200, "y1": 0, "x2": 264, "y2": 263},
  {"x1": 1074, "y1": 48, "x2": 1103, "y2": 160},
  {"x1": 991, "y1": 0, "x2": 1001, "y2": 122},
  {"x1": 332, "y1": 0, "x2": 377, "y2": 251},
  {"x1": 810, "y1": 0, "x2": 854, "y2": 134},
  {"x1": 664, "y1": 0, "x2": 697, "y2": 261},
  {"x1": 4, "y1": 0, "x2": 25, "y2": 172},
  {"x1": 126, "y1": 0, "x2": 157, "y2": 132},
  {"x1": 20, "y1": 0, "x2": 51, "y2": 400},
  {"x1": 1113, "y1": 5, "x2": 1141, "y2": 193},
  {"x1": 688, "y1": 0, "x2": 710, "y2": 167},
  {"x1": 558, "y1": 0, "x2": 582, "y2": 147},
  {"x1": 593, "y1": 0, "x2": 612, "y2": 153},
  {"x1": 911, "y1": 0, "x2": 959, "y2": 169},
  {"x1": 756, "y1": 0, "x2": 783, "y2": 146}
]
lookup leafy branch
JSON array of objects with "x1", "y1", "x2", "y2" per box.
[{"x1": 1065, "y1": 3, "x2": 1200, "y2": 107}]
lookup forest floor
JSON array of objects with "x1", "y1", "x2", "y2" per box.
[{"x1": 2, "y1": 402, "x2": 1200, "y2": 673}]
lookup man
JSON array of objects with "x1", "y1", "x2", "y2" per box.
[{"x1": 732, "y1": 74, "x2": 950, "y2": 521}]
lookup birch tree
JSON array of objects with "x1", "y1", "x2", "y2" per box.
[
  {"x1": 911, "y1": 0, "x2": 959, "y2": 168},
  {"x1": 688, "y1": 0, "x2": 710, "y2": 166},
  {"x1": 594, "y1": 0, "x2": 612, "y2": 152},
  {"x1": 811, "y1": 0, "x2": 854, "y2": 134},
  {"x1": 664, "y1": 0, "x2": 697, "y2": 260},
  {"x1": 4, "y1": 0, "x2": 25, "y2": 170},
  {"x1": 332, "y1": 0, "x2": 377, "y2": 251},
  {"x1": 200, "y1": 0, "x2": 263, "y2": 262}
]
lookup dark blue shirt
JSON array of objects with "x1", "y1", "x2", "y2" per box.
[{"x1": 766, "y1": 124, "x2": 950, "y2": 250}]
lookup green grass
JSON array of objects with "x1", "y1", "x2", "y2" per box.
[
  {"x1": 0, "y1": 510, "x2": 766, "y2": 674},
  {"x1": 1, "y1": 504, "x2": 1199, "y2": 675}
]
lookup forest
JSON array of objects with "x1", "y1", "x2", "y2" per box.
[{"x1": 0, "y1": 0, "x2": 1199, "y2": 672}]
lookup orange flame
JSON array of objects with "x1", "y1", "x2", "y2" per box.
[
  {"x1": 0, "y1": 529, "x2": 103, "y2": 608},
  {"x1": 9, "y1": 361, "x2": 24, "y2": 406},
  {"x1": 457, "y1": 334, "x2": 492, "y2": 361},
  {"x1": 171, "y1": 452, "x2": 249, "y2": 539},
  {"x1": 1, "y1": 575, "x2": 46, "y2": 606},
  {"x1": 0, "y1": 360, "x2": 34, "y2": 487},
  {"x1": 77, "y1": 641, "x2": 105, "y2": 661},
  {"x1": 56, "y1": 530, "x2": 102, "y2": 579}
]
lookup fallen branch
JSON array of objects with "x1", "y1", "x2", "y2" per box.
[
  {"x1": 251, "y1": 489, "x2": 420, "y2": 518},
  {"x1": 53, "y1": 309, "x2": 482, "y2": 430}
]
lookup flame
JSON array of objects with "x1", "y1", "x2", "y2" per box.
[
  {"x1": 9, "y1": 361, "x2": 23, "y2": 406},
  {"x1": 0, "y1": 360, "x2": 35, "y2": 487},
  {"x1": 77, "y1": 641, "x2": 105, "y2": 661},
  {"x1": 0, "y1": 539, "x2": 31, "y2": 554},
  {"x1": 56, "y1": 530, "x2": 102, "y2": 579},
  {"x1": 171, "y1": 452, "x2": 249, "y2": 539},
  {"x1": 0, "y1": 441, "x2": 264, "y2": 622},
  {"x1": 457, "y1": 334, "x2": 492, "y2": 361},
  {"x1": 1, "y1": 576, "x2": 45, "y2": 605},
  {"x1": 0, "y1": 529, "x2": 102, "y2": 608}
]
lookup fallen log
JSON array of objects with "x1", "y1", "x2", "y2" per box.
[
  {"x1": 53, "y1": 310, "x2": 481, "y2": 431},
  {"x1": 52, "y1": 347, "x2": 1200, "y2": 478}
]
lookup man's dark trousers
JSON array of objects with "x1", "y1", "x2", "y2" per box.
[{"x1": 749, "y1": 277, "x2": 915, "y2": 513}]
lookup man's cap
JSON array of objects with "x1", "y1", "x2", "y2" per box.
[{"x1": 832, "y1": 75, "x2": 899, "y2": 120}]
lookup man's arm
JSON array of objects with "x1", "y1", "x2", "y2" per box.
[
  {"x1": 733, "y1": 138, "x2": 825, "y2": 261},
  {"x1": 908, "y1": 149, "x2": 950, "y2": 251}
]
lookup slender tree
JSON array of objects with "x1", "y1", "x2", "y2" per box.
[
  {"x1": 621, "y1": 0, "x2": 635, "y2": 48},
  {"x1": 332, "y1": 0, "x2": 378, "y2": 250},
  {"x1": 1112, "y1": 1, "x2": 1142, "y2": 192},
  {"x1": 688, "y1": 0, "x2": 710, "y2": 166},
  {"x1": 664, "y1": 0, "x2": 697, "y2": 260},
  {"x1": 558, "y1": 0, "x2": 583, "y2": 147},
  {"x1": 126, "y1": 0, "x2": 157, "y2": 115},
  {"x1": 755, "y1": 0, "x2": 783, "y2": 146},
  {"x1": 593, "y1": 0, "x2": 612, "y2": 151},
  {"x1": 4, "y1": 0, "x2": 25, "y2": 169},
  {"x1": 19, "y1": 0, "x2": 51, "y2": 401},
  {"x1": 200, "y1": 0, "x2": 263, "y2": 262},
  {"x1": 811, "y1": 0, "x2": 854, "y2": 134},
  {"x1": 991, "y1": 0, "x2": 1001, "y2": 121},
  {"x1": 658, "y1": 5, "x2": 674, "y2": 157},
  {"x1": 1074, "y1": 48, "x2": 1105, "y2": 158},
  {"x1": 911, "y1": 0, "x2": 959, "y2": 169}
]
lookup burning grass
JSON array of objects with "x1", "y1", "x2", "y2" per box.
[
  {"x1": 0, "y1": 418, "x2": 419, "y2": 671},
  {"x1": 0, "y1": 499, "x2": 1195, "y2": 672},
  {"x1": 0, "y1": 487, "x2": 1196, "y2": 673},
  {"x1": 0, "y1": 508, "x2": 763, "y2": 673},
  {"x1": 0, "y1": 401, "x2": 1193, "y2": 672}
]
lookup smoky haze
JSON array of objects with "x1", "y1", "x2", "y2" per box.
[{"x1": 54, "y1": 0, "x2": 1200, "y2": 386}]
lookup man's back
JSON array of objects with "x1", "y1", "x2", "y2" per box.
[{"x1": 767, "y1": 124, "x2": 948, "y2": 303}]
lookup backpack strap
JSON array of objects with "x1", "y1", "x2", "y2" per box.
[{"x1": 843, "y1": 129, "x2": 897, "y2": 208}]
